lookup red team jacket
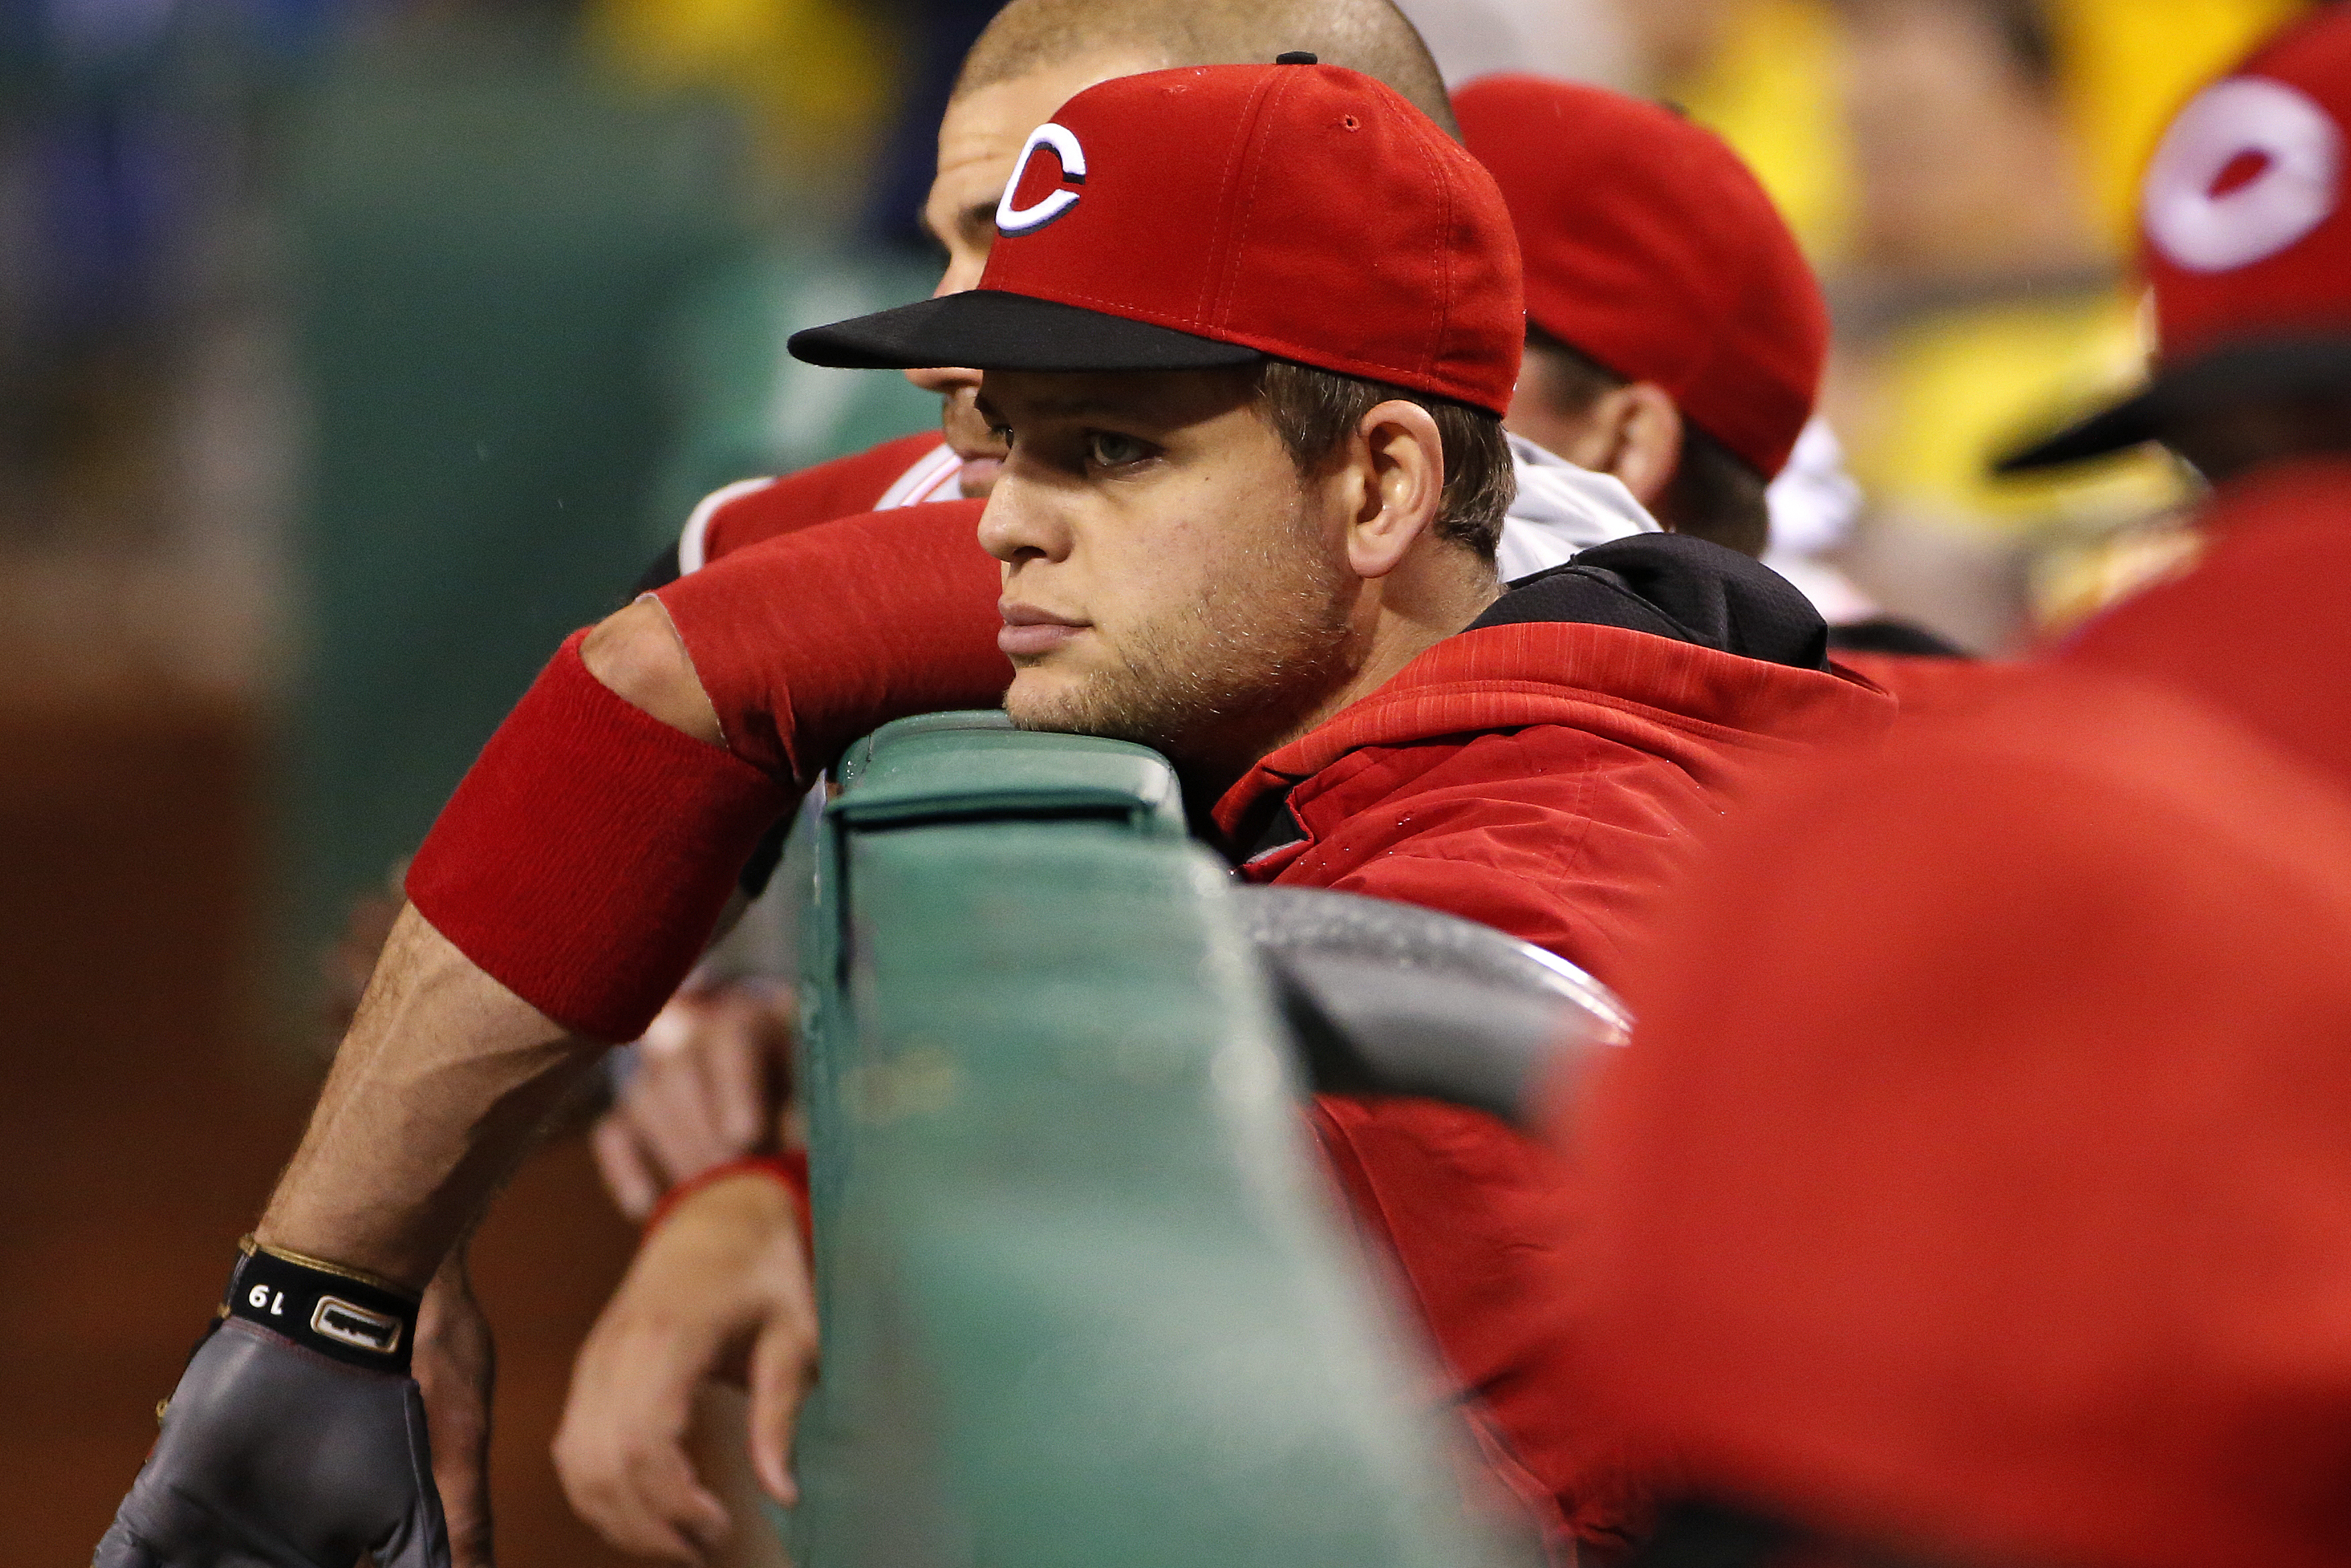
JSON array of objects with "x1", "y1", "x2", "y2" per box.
[
  {"x1": 2060, "y1": 457, "x2": 2351, "y2": 796},
  {"x1": 662, "y1": 435, "x2": 2351, "y2": 1563},
  {"x1": 1208, "y1": 619, "x2": 1892, "y2": 1551},
  {"x1": 652, "y1": 461, "x2": 1898, "y2": 1556}
]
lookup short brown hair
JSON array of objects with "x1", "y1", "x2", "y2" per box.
[
  {"x1": 1522, "y1": 327, "x2": 1772, "y2": 558},
  {"x1": 1253, "y1": 358, "x2": 1515, "y2": 559}
]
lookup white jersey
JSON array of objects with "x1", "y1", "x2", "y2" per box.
[
  {"x1": 1493, "y1": 432, "x2": 1660, "y2": 579},
  {"x1": 673, "y1": 441, "x2": 964, "y2": 575},
  {"x1": 1760, "y1": 417, "x2": 1877, "y2": 625},
  {"x1": 869, "y1": 442, "x2": 965, "y2": 510}
]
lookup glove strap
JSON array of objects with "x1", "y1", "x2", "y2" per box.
[{"x1": 222, "y1": 1237, "x2": 420, "y2": 1376}]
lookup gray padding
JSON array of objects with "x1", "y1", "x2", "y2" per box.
[
  {"x1": 1234, "y1": 887, "x2": 1629, "y2": 1127},
  {"x1": 96, "y1": 1319, "x2": 449, "y2": 1568}
]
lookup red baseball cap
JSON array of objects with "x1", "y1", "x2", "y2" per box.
[
  {"x1": 2003, "y1": 9, "x2": 2351, "y2": 470},
  {"x1": 789, "y1": 59, "x2": 1524, "y2": 417},
  {"x1": 1455, "y1": 74, "x2": 1826, "y2": 479}
]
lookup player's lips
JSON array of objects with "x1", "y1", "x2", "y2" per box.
[
  {"x1": 998, "y1": 602, "x2": 1088, "y2": 658},
  {"x1": 936, "y1": 388, "x2": 1005, "y2": 498},
  {"x1": 956, "y1": 455, "x2": 1005, "y2": 498}
]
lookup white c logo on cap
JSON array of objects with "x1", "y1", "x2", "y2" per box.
[
  {"x1": 996, "y1": 122, "x2": 1087, "y2": 237},
  {"x1": 2143, "y1": 76, "x2": 2340, "y2": 273}
]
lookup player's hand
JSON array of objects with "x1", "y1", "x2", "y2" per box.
[
  {"x1": 415, "y1": 1244, "x2": 497, "y2": 1568},
  {"x1": 590, "y1": 981, "x2": 794, "y2": 1221},
  {"x1": 97, "y1": 1245, "x2": 448, "y2": 1568},
  {"x1": 553, "y1": 1170, "x2": 816, "y2": 1564}
]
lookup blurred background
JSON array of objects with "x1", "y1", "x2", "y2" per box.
[{"x1": 0, "y1": 0, "x2": 2309, "y2": 1561}]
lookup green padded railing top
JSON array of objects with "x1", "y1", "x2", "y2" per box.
[
  {"x1": 831, "y1": 711, "x2": 1188, "y2": 835},
  {"x1": 787, "y1": 713, "x2": 1536, "y2": 1568}
]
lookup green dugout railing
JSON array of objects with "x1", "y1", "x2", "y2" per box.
[{"x1": 784, "y1": 711, "x2": 1541, "y2": 1568}]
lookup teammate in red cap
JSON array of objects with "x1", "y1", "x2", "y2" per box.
[
  {"x1": 1447, "y1": 74, "x2": 1969, "y2": 683},
  {"x1": 1575, "y1": 12, "x2": 2351, "y2": 1566},
  {"x1": 102, "y1": 60, "x2": 1892, "y2": 1568},
  {"x1": 1456, "y1": 74, "x2": 1822, "y2": 560}
]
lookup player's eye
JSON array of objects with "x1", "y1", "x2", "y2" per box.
[{"x1": 1086, "y1": 431, "x2": 1151, "y2": 468}]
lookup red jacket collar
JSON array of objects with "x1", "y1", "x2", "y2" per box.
[
  {"x1": 1214, "y1": 620, "x2": 1894, "y2": 839},
  {"x1": 2201, "y1": 455, "x2": 2351, "y2": 537}
]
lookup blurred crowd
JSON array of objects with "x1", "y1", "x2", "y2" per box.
[{"x1": 0, "y1": 0, "x2": 2306, "y2": 988}]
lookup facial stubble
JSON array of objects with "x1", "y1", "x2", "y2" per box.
[{"x1": 1006, "y1": 487, "x2": 1359, "y2": 776}]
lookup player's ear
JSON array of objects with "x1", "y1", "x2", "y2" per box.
[
  {"x1": 1581, "y1": 382, "x2": 1685, "y2": 508},
  {"x1": 1346, "y1": 399, "x2": 1447, "y2": 580}
]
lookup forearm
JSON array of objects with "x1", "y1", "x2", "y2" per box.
[
  {"x1": 259, "y1": 903, "x2": 603, "y2": 1289},
  {"x1": 299, "y1": 502, "x2": 994, "y2": 1283}
]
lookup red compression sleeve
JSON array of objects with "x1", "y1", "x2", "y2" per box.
[
  {"x1": 654, "y1": 500, "x2": 1009, "y2": 789},
  {"x1": 406, "y1": 632, "x2": 790, "y2": 1040}
]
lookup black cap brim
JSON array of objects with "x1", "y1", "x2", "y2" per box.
[
  {"x1": 1995, "y1": 336, "x2": 2351, "y2": 474},
  {"x1": 1993, "y1": 388, "x2": 2162, "y2": 474},
  {"x1": 788, "y1": 289, "x2": 1263, "y2": 374}
]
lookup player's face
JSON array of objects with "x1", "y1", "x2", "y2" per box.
[
  {"x1": 916, "y1": 52, "x2": 1157, "y2": 499},
  {"x1": 976, "y1": 368, "x2": 1367, "y2": 782}
]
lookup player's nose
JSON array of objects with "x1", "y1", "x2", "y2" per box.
[{"x1": 975, "y1": 474, "x2": 1071, "y2": 566}]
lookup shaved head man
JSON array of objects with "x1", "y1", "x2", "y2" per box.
[
  {"x1": 662, "y1": 0, "x2": 1646, "y2": 581},
  {"x1": 912, "y1": 0, "x2": 1459, "y2": 497},
  {"x1": 932, "y1": 0, "x2": 1461, "y2": 288}
]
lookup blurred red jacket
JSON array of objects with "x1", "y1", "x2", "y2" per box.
[
  {"x1": 1578, "y1": 460, "x2": 2351, "y2": 1567},
  {"x1": 2058, "y1": 457, "x2": 2351, "y2": 795}
]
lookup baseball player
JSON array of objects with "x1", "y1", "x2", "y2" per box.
[
  {"x1": 559, "y1": 28, "x2": 1894, "y2": 1566},
  {"x1": 102, "y1": 59, "x2": 1893, "y2": 1568},
  {"x1": 567, "y1": 46, "x2": 1886, "y2": 1568},
  {"x1": 547, "y1": 59, "x2": 1898, "y2": 1563},
  {"x1": 1570, "y1": 12, "x2": 2351, "y2": 1566},
  {"x1": 1449, "y1": 74, "x2": 1958, "y2": 676},
  {"x1": 583, "y1": 0, "x2": 1652, "y2": 1242},
  {"x1": 566, "y1": 56, "x2": 1897, "y2": 1559},
  {"x1": 590, "y1": 53, "x2": 1863, "y2": 1231}
]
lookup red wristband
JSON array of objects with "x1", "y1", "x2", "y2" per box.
[
  {"x1": 643, "y1": 1151, "x2": 812, "y2": 1252},
  {"x1": 406, "y1": 631, "x2": 790, "y2": 1040}
]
